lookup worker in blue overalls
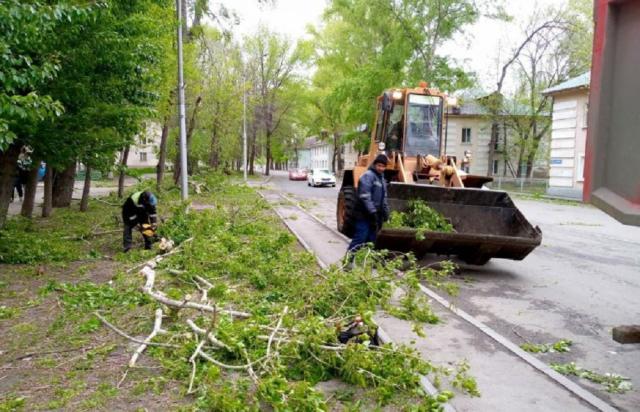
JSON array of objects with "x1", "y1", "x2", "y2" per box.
[{"x1": 347, "y1": 154, "x2": 390, "y2": 253}]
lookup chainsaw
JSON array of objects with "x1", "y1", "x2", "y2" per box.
[{"x1": 141, "y1": 223, "x2": 157, "y2": 238}]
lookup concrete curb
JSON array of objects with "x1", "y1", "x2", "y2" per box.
[
  {"x1": 256, "y1": 190, "x2": 327, "y2": 270},
  {"x1": 277, "y1": 192, "x2": 350, "y2": 242},
  {"x1": 376, "y1": 326, "x2": 457, "y2": 412}
]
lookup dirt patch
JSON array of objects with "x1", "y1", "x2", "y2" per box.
[{"x1": 0, "y1": 257, "x2": 187, "y2": 411}]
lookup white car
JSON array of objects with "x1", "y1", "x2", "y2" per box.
[{"x1": 307, "y1": 168, "x2": 336, "y2": 187}]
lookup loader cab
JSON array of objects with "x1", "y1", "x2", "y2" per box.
[
  {"x1": 376, "y1": 91, "x2": 444, "y2": 158},
  {"x1": 404, "y1": 94, "x2": 443, "y2": 156}
]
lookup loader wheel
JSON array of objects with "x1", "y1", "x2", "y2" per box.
[
  {"x1": 461, "y1": 254, "x2": 491, "y2": 266},
  {"x1": 337, "y1": 186, "x2": 357, "y2": 238}
]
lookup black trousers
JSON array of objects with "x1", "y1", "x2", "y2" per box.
[
  {"x1": 123, "y1": 222, "x2": 153, "y2": 250},
  {"x1": 12, "y1": 177, "x2": 23, "y2": 200}
]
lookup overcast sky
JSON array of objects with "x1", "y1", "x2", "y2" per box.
[{"x1": 219, "y1": 0, "x2": 569, "y2": 92}]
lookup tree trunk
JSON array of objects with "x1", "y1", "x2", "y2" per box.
[
  {"x1": 80, "y1": 165, "x2": 92, "y2": 212},
  {"x1": 156, "y1": 116, "x2": 170, "y2": 191},
  {"x1": 525, "y1": 138, "x2": 543, "y2": 178},
  {"x1": 0, "y1": 143, "x2": 20, "y2": 228},
  {"x1": 487, "y1": 122, "x2": 498, "y2": 177},
  {"x1": 52, "y1": 163, "x2": 76, "y2": 208},
  {"x1": 118, "y1": 146, "x2": 130, "y2": 198},
  {"x1": 42, "y1": 164, "x2": 53, "y2": 218},
  {"x1": 21, "y1": 158, "x2": 40, "y2": 218},
  {"x1": 172, "y1": 132, "x2": 180, "y2": 184},
  {"x1": 516, "y1": 140, "x2": 527, "y2": 178},
  {"x1": 265, "y1": 130, "x2": 271, "y2": 176},
  {"x1": 249, "y1": 127, "x2": 256, "y2": 175},
  {"x1": 333, "y1": 132, "x2": 342, "y2": 173},
  {"x1": 209, "y1": 124, "x2": 219, "y2": 169},
  {"x1": 186, "y1": 96, "x2": 202, "y2": 176}
]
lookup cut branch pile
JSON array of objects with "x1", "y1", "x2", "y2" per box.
[{"x1": 91, "y1": 178, "x2": 475, "y2": 409}]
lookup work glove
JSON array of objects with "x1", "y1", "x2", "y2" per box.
[
  {"x1": 368, "y1": 213, "x2": 379, "y2": 232},
  {"x1": 382, "y1": 205, "x2": 390, "y2": 222}
]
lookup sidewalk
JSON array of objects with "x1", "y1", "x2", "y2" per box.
[{"x1": 7, "y1": 176, "x2": 144, "y2": 217}]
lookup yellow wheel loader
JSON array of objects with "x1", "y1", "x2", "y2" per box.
[{"x1": 337, "y1": 83, "x2": 542, "y2": 265}]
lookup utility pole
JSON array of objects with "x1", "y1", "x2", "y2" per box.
[
  {"x1": 243, "y1": 58, "x2": 248, "y2": 182},
  {"x1": 176, "y1": 0, "x2": 188, "y2": 200}
]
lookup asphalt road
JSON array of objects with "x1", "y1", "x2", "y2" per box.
[{"x1": 268, "y1": 170, "x2": 640, "y2": 412}]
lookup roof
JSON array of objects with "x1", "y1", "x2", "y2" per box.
[
  {"x1": 301, "y1": 136, "x2": 325, "y2": 149},
  {"x1": 455, "y1": 100, "x2": 490, "y2": 116},
  {"x1": 542, "y1": 72, "x2": 590, "y2": 95},
  {"x1": 451, "y1": 96, "x2": 537, "y2": 117}
]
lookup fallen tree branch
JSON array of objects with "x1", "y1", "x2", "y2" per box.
[
  {"x1": 256, "y1": 335, "x2": 345, "y2": 351},
  {"x1": 129, "y1": 309, "x2": 165, "y2": 367},
  {"x1": 127, "y1": 237, "x2": 194, "y2": 273},
  {"x1": 241, "y1": 347, "x2": 259, "y2": 384},
  {"x1": 267, "y1": 306, "x2": 288, "y2": 358},
  {"x1": 194, "y1": 275, "x2": 214, "y2": 289},
  {"x1": 167, "y1": 268, "x2": 186, "y2": 275},
  {"x1": 94, "y1": 312, "x2": 178, "y2": 349},
  {"x1": 93, "y1": 197, "x2": 121, "y2": 207},
  {"x1": 197, "y1": 350, "x2": 267, "y2": 371},
  {"x1": 192, "y1": 275, "x2": 212, "y2": 303},
  {"x1": 117, "y1": 369, "x2": 129, "y2": 389},
  {"x1": 186, "y1": 319, "x2": 231, "y2": 350},
  {"x1": 140, "y1": 267, "x2": 250, "y2": 318},
  {"x1": 188, "y1": 339, "x2": 207, "y2": 394}
]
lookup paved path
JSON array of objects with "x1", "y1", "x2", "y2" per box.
[{"x1": 7, "y1": 176, "x2": 150, "y2": 217}]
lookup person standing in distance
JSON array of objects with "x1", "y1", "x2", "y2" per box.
[
  {"x1": 347, "y1": 154, "x2": 390, "y2": 253},
  {"x1": 122, "y1": 190, "x2": 158, "y2": 252}
]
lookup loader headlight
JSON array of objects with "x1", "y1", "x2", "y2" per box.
[{"x1": 378, "y1": 141, "x2": 386, "y2": 151}]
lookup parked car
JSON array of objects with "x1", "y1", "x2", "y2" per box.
[
  {"x1": 307, "y1": 168, "x2": 336, "y2": 187},
  {"x1": 288, "y1": 168, "x2": 308, "y2": 181}
]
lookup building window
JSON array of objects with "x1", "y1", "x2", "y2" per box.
[
  {"x1": 576, "y1": 154, "x2": 585, "y2": 182},
  {"x1": 492, "y1": 160, "x2": 499, "y2": 175},
  {"x1": 462, "y1": 128, "x2": 471, "y2": 143},
  {"x1": 139, "y1": 152, "x2": 147, "y2": 162}
]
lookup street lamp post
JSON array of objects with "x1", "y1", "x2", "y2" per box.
[{"x1": 176, "y1": 0, "x2": 188, "y2": 201}]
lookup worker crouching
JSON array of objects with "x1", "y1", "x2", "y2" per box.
[{"x1": 122, "y1": 190, "x2": 158, "y2": 252}]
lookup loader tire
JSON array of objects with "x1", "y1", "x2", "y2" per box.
[
  {"x1": 337, "y1": 186, "x2": 357, "y2": 238},
  {"x1": 461, "y1": 254, "x2": 491, "y2": 266}
]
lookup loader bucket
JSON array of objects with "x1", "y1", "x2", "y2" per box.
[{"x1": 376, "y1": 182, "x2": 542, "y2": 265}]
